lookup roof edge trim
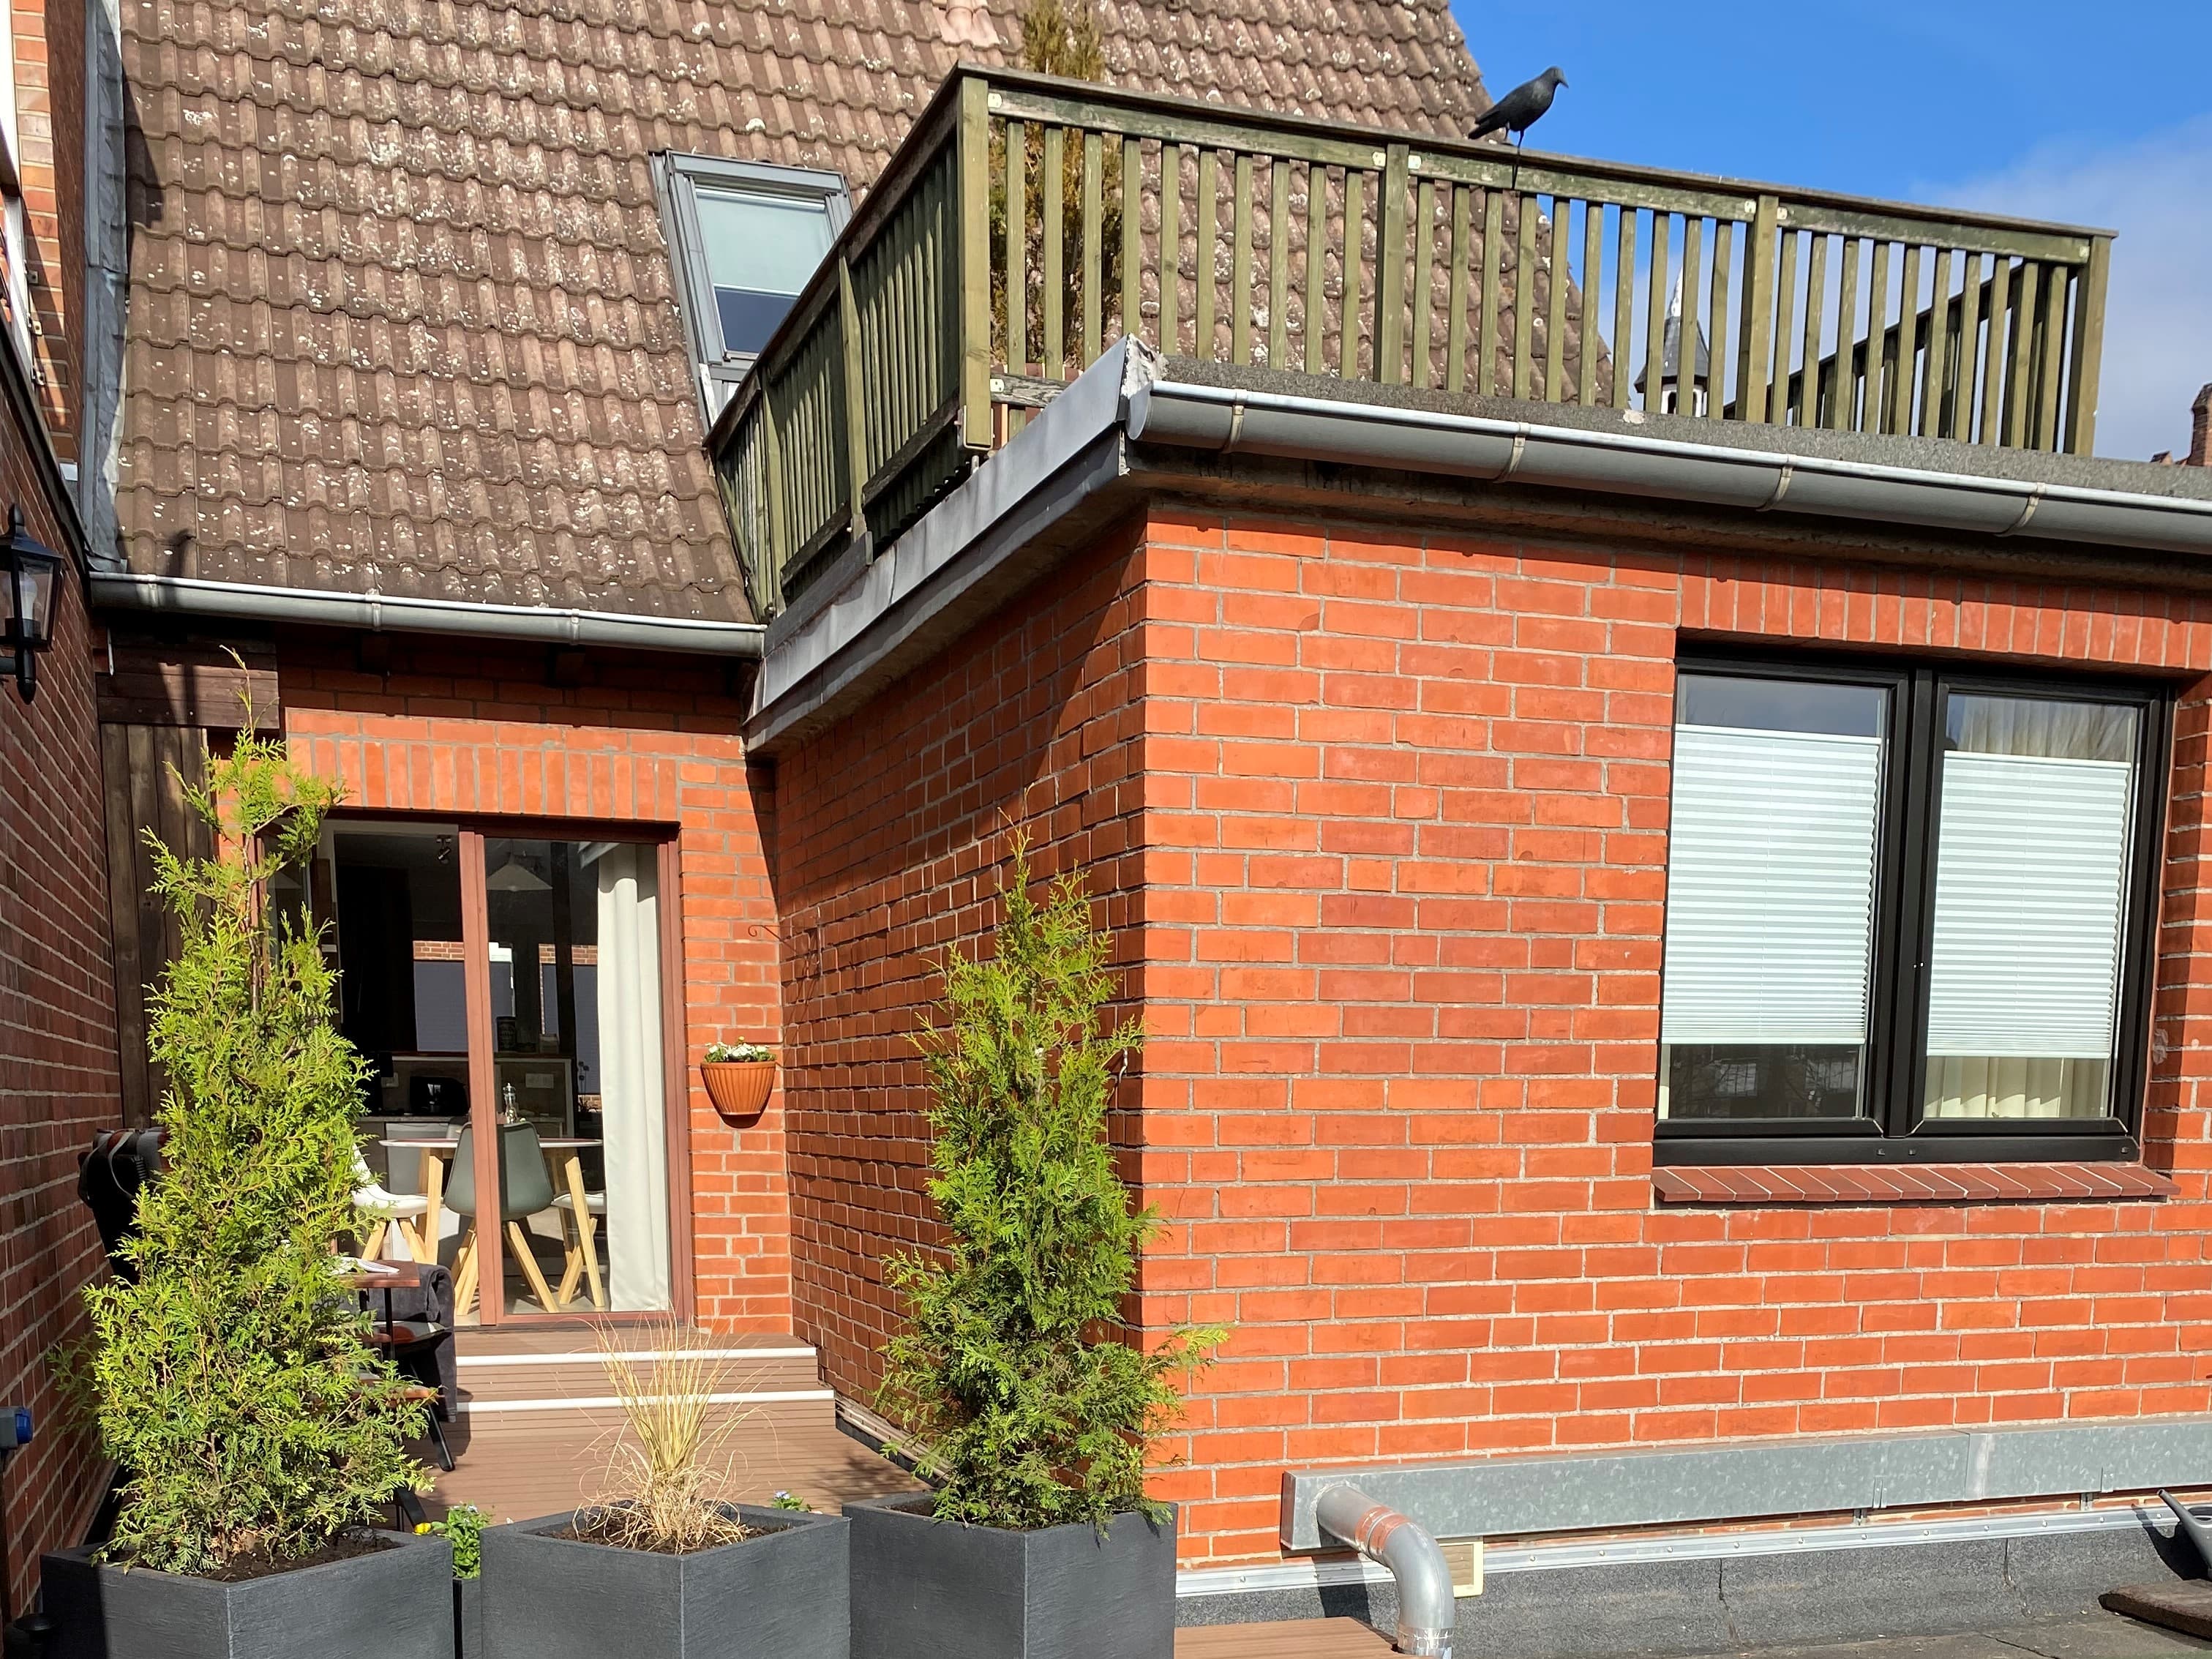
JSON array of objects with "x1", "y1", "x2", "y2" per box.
[
  {"x1": 89, "y1": 574, "x2": 765, "y2": 657},
  {"x1": 1125, "y1": 377, "x2": 2212, "y2": 556}
]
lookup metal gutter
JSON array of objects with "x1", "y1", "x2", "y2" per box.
[
  {"x1": 1124, "y1": 378, "x2": 2212, "y2": 558},
  {"x1": 89, "y1": 573, "x2": 765, "y2": 657}
]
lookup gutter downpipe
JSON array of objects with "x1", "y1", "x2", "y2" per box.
[
  {"x1": 87, "y1": 572, "x2": 768, "y2": 658},
  {"x1": 1122, "y1": 380, "x2": 2212, "y2": 558},
  {"x1": 1313, "y1": 1483, "x2": 1456, "y2": 1657}
]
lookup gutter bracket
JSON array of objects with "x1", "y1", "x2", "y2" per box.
[
  {"x1": 1998, "y1": 482, "x2": 2047, "y2": 536},
  {"x1": 1758, "y1": 459, "x2": 1794, "y2": 512}
]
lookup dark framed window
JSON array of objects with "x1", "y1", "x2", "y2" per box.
[
  {"x1": 652, "y1": 154, "x2": 850, "y2": 419},
  {"x1": 1655, "y1": 650, "x2": 2170, "y2": 1165}
]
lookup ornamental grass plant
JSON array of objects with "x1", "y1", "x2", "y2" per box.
[
  {"x1": 880, "y1": 839, "x2": 1223, "y2": 1531},
  {"x1": 67, "y1": 705, "x2": 427, "y2": 1576}
]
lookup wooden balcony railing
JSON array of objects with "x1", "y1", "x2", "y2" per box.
[{"x1": 711, "y1": 67, "x2": 2114, "y2": 615}]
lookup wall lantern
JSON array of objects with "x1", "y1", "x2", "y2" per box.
[{"x1": 0, "y1": 504, "x2": 62, "y2": 700}]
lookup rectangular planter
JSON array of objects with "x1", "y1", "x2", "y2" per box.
[
  {"x1": 479, "y1": 1506, "x2": 848, "y2": 1659},
  {"x1": 845, "y1": 1494, "x2": 1175, "y2": 1659},
  {"x1": 41, "y1": 1529, "x2": 454, "y2": 1659}
]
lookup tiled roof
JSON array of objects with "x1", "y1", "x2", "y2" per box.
[{"x1": 115, "y1": 0, "x2": 1488, "y2": 622}]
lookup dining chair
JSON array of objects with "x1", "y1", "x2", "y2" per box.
[
  {"x1": 352, "y1": 1153, "x2": 432, "y2": 1264},
  {"x1": 551, "y1": 1183, "x2": 607, "y2": 1311},
  {"x1": 446, "y1": 1122, "x2": 566, "y2": 1316}
]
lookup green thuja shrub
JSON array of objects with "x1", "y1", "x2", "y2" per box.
[
  {"x1": 69, "y1": 711, "x2": 427, "y2": 1575},
  {"x1": 880, "y1": 840, "x2": 1222, "y2": 1530}
]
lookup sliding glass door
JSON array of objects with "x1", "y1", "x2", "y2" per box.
[{"x1": 324, "y1": 820, "x2": 682, "y2": 1324}]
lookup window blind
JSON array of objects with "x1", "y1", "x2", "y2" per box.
[
  {"x1": 1924, "y1": 752, "x2": 2132, "y2": 1060},
  {"x1": 1661, "y1": 724, "x2": 1883, "y2": 1048}
]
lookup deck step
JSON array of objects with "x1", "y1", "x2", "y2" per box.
[{"x1": 454, "y1": 1340, "x2": 823, "y2": 1406}]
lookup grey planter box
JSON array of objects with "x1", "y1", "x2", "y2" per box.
[
  {"x1": 40, "y1": 1529, "x2": 454, "y2": 1659},
  {"x1": 479, "y1": 1507, "x2": 848, "y2": 1659},
  {"x1": 845, "y1": 1494, "x2": 1175, "y2": 1659}
]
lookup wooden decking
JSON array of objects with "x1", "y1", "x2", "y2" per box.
[
  {"x1": 422, "y1": 1327, "x2": 921, "y2": 1523},
  {"x1": 1174, "y1": 1619, "x2": 1395, "y2": 1657},
  {"x1": 421, "y1": 1329, "x2": 1394, "y2": 1659}
]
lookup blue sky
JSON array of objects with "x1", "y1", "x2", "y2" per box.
[{"x1": 1451, "y1": 1, "x2": 2212, "y2": 461}]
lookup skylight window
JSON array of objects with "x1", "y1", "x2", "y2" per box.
[{"x1": 655, "y1": 155, "x2": 851, "y2": 420}]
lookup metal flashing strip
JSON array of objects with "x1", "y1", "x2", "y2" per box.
[
  {"x1": 1124, "y1": 375, "x2": 2212, "y2": 557},
  {"x1": 1278, "y1": 1417, "x2": 2212, "y2": 1551},
  {"x1": 89, "y1": 573, "x2": 768, "y2": 657},
  {"x1": 1177, "y1": 1502, "x2": 2167, "y2": 1600}
]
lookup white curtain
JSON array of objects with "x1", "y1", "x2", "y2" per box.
[
  {"x1": 596, "y1": 844, "x2": 672, "y2": 1311},
  {"x1": 1660, "y1": 724, "x2": 1883, "y2": 1049}
]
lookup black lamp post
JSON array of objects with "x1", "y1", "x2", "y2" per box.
[{"x1": 0, "y1": 504, "x2": 62, "y2": 700}]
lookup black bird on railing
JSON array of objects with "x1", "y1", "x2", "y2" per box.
[{"x1": 1469, "y1": 67, "x2": 1567, "y2": 146}]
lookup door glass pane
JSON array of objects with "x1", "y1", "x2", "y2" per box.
[
  {"x1": 1922, "y1": 694, "x2": 2137, "y2": 1122},
  {"x1": 693, "y1": 186, "x2": 835, "y2": 355},
  {"x1": 323, "y1": 823, "x2": 469, "y2": 1175},
  {"x1": 479, "y1": 837, "x2": 672, "y2": 1313},
  {"x1": 1660, "y1": 673, "x2": 1888, "y2": 1121}
]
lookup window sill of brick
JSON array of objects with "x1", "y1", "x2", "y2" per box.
[{"x1": 1651, "y1": 1161, "x2": 2176, "y2": 1206}]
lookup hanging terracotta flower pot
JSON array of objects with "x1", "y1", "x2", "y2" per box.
[{"x1": 701, "y1": 1044, "x2": 776, "y2": 1123}]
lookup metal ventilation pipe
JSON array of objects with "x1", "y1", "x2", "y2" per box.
[{"x1": 1314, "y1": 1483, "x2": 1457, "y2": 1657}]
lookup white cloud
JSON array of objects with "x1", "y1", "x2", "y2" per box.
[{"x1": 1925, "y1": 116, "x2": 2212, "y2": 462}]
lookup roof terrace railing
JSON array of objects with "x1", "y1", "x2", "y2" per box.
[{"x1": 710, "y1": 67, "x2": 2114, "y2": 616}]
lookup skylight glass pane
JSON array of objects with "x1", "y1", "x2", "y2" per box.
[{"x1": 693, "y1": 186, "x2": 835, "y2": 356}]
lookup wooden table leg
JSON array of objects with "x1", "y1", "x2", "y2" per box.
[{"x1": 561, "y1": 1150, "x2": 606, "y2": 1311}]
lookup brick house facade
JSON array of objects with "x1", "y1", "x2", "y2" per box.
[{"x1": 759, "y1": 483, "x2": 2212, "y2": 1565}]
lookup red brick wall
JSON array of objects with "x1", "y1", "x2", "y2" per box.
[
  {"x1": 277, "y1": 636, "x2": 791, "y2": 1329},
  {"x1": 0, "y1": 482, "x2": 119, "y2": 1603},
  {"x1": 773, "y1": 498, "x2": 2212, "y2": 1570},
  {"x1": 770, "y1": 520, "x2": 1151, "y2": 1399},
  {"x1": 13, "y1": 0, "x2": 84, "y2": 445},
  {"x1": 1136, "y1": 508, "x2": 2212, "y2": 1565}
]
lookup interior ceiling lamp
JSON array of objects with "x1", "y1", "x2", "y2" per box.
[
  {"x1": 486, "y1": 855, "x2": 552, "y2": 893},
  {"x1": 0, "y1": 505, "x2": 63, "y2": 701}
]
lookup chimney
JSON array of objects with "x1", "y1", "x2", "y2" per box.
[{"x1": 2192, "y1": 383, "x2": 2211, "y2": 467}]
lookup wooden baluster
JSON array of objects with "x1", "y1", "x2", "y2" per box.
[
  {"x1": 1954, "y1": 251, "x2": 1984, "y2": 443},
  {"x1": 1121, "y1": 136, "x2": 1141, "y2": 347},
  {"x1": 1609, "y1": 206, "x2": 1635, "y2": 410},
  {"x1": 1738, "y1": 195, "x2": 1778, "y2": 426},
  {"x1": 1005, "y1": 121, "x2": 1026, "y2": 375},
  {"x1": 2036, "y1": 263, "x2": 2068, "y2": 451},
  {"x1": 1890, "y1": 244, "x2": 1922, "y2": 435},
  {"x1": 1231, "y1": 152, "x2": 1254, "y2": 365},
  {"x1": 1196, "y1": 149, "x2": 1218, "y2": 360},
  {"x1": 1081, "y1": 130, "x2": 1103, "y2": 368},
  {"x1": 1480, "y1": 188, "x2": 1504, "y2": 397},
  {"x1": 1302, "y1": 162, "x2": 1325, "y2": 375},
  {"x1": 1377, "y1": 146, "x2": 1409, "y2": 383},
  {"x1": 1411, "y1": 176, "x2": 1436, "y2": 389},
  {"x1": 1341, "y1": 168, "x2": 1364, "y2": 376},
  {"x1": 1041, "y1": 125, "x2": 1064, "y2": 379},
  {"x1": 1543, "y1": 198, "x2": 1571, "y2": 403},
  {"x1": 1864, "y1": 240, "x2": 1892, "y2": 432},
  {"x1": 1919, "y1": 249, "x2": 1953, "y2": 439},
  {"x1": 1268, "y1": 159, "x2": 1290, "y2": 368},
  {"x1": 2063, "y1": 237, "x2": 2110, "y2": 454},
  {"x1": 1796, "y1": 234, "x2": 1826, "y2": 428},
  {"x1": 1643, "y1": 212, "x2": 1671, "y2": 412},
  {"x1": 1512, "y1": 191, "x2": 1537, "y2": 400},
  {"x1": 1673, "y1": 216, "x2": 1701, "y2": 416},
  {"x1": 2003, "y1": 259, "x2": 2036, "y2": 447},
  {"x1": 1977, "y1": 258, "x2": 2010, "y2": 446},
  {"x1": 1446, "y1": 184, "x2": 1471, "y2": 394},
  {"x1": 1580, "y1": 199, "x2": 1604, "y2": 406},
  {"x1": 1827, "y1": 237, "x2": 1860, "y2": 430},
  {"x1": 1767, "y1": 229, "x2": 1798, "y2": 424}
]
